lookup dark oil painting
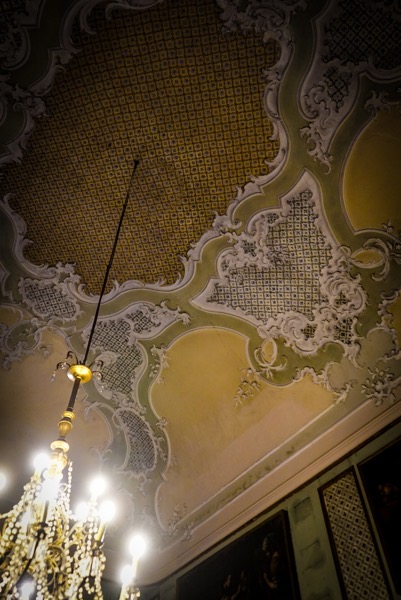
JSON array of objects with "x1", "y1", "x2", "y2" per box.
[
  {"x1": 358, "y1": 436, "x2": 401, "y2": 594},
  {"x1": 177, "y1": 510, "x2": 300, "y2": 600}
]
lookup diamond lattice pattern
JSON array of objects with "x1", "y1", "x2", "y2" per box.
[
  {"x1": 322, "y1": 471, "x2": 389, "y2": 600},
  {"x1": 1, "y1": 0, "x2": 279, "y2": 291}
]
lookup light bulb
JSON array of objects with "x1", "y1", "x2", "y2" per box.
[
  {"x1": 0, "y1": 471, "x2": 7, "y2": 491},
  {"x1": 98, "y1": 499, "x2": 116, "y2": 523},
  {"x1": 20, "y1": 507, "x2": 32, "y2": 533},
  {"x1": 20, "y1": 579, "x2": 35, "y2": 599},
  {"x1": 39, "y1": 477, "x2": 60, "y2": 502},
  {"x1": 75, "y1": 501, "x2": 90, "y2": 522},
  {"x1": 120, "y1": 563, "x2": 133, "y2": 586},
  {"x1": 128, "y1": 533, "x2": 147, "y2": 559},
  {"x1": 33, "y1": 452, "x2": 49, "y2": 474},
  {"x1": 89, "y1": 475, "x2": 107, "y2": 499}
]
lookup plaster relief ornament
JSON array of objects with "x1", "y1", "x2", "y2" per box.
[
  {"x1": 0, "y1": 83, "x2": 47, "y2": 169},
  {"x1": 1, "y1": 264, "x2": 81, "y2": 366},
  {"x1": 149, "y1": 344, "x2": 168, "y2": 382},
  {"x1": 195, "y1": 171, "x2": 367, "y2": 365},
  {"x1": 164, "y1": 503, "x2": 191, "y2": 540},
  {"x1": 363, "y1": 367, "x2": 401, "y2": 407},
  {"x1": 215, "y1": 0, "x2": 301, "y2": 187},
  {"x1": 81, "y1": 301, "x2": 189, "y2": 407},
  {"x1": 233, "y1": 368, "x2": 262, "y2": 407},
  {"x1": 0, "y1": 193, "x2": 188, "y2": 493},
  {"x1": 112, "y1": 407, "x2": 157, "y2": 476},
  {"x1": 299, "y1": 0, "x2": 401, "y2": 168},
  {"x1": 18, "y1": 274, "x2": 82, "y2": 321},
  {"x1": 71, "y1": 301, "x2": 190, "y2": 484},
  {"x1": 357, "y1": 236, "x2": 401, "y2": 283},
  {"x1": 216, "y1": 0, "x2": 301, "y2": 44}
]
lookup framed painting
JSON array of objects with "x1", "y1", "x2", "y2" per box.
[
  {"x1": 177, "y1": 510, "x2": 300, "y2": 600},
  {"x1": 358, "y1": 436, "x2": 401, "y2": 594}
]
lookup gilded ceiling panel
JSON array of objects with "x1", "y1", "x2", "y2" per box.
[{"x1": 0, "y1": 0, "x2": 279, "y2": 292}]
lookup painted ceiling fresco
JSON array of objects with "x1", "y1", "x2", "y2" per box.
[{"x1": 1, "y1": 0, "x2": 401, "y2": 585}]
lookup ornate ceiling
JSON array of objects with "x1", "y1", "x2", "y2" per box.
[
  {"x1": 1, "y1": 0, "x2": 401, "y2": 587},
  {"x1": 1, "y1": 0, "x2": 279, "y2": 290}
]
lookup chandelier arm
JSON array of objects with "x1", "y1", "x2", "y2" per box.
[
  {"x1": 83, "y1": 159, "x2": 140, "y2": 366},
  {"x1": 14, "y1": 535, "x2": 39, "y2": 589}
]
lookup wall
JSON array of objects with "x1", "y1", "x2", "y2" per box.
[{"x1": 140, "y1": 418, "x2": 401, "y2": 600}]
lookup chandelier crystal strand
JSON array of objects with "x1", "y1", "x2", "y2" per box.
[{"x1": 0, "y1": 160, "x2": 145, "y2": 599}]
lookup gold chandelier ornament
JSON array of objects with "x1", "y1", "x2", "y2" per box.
[{"x1": 0, "y1": 160, "x2": 147, "y2": 599}]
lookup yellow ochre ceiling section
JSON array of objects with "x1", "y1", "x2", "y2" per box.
[
  {"x1": 151, "y1": 328, "x2": 334, "y2": 526},
  {"x1": 0, "y1": 0, "x2": 279, "y2": 292},
  {"x1": 343, "y1": 107, "x2": 401, "y2": 233},
  {"x1": 0, "y1": 319, "x2": 110, "y2": 503}
]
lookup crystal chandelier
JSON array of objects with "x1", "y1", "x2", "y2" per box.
[{"x1": 0, "y1": 161, "x2": 147, "y2": 599}]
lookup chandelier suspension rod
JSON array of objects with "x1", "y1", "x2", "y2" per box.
[
  {"x1": 66, "y1": 377, "x2": 83, "y2": 413},
  {"x1": 0, "y1": 158, "x2": 146, "y2": 600},
  {"x1": 83, "y1": 158, "x2": 140, "y2": 366}
]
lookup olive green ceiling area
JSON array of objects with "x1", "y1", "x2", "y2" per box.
[{"x1": 1, "y1": 0, "x2": 401, "y2": 586}]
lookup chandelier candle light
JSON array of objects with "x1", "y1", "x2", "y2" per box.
[{"x1": 0, "y1": 160, "x2": 147, "y2": 599}]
